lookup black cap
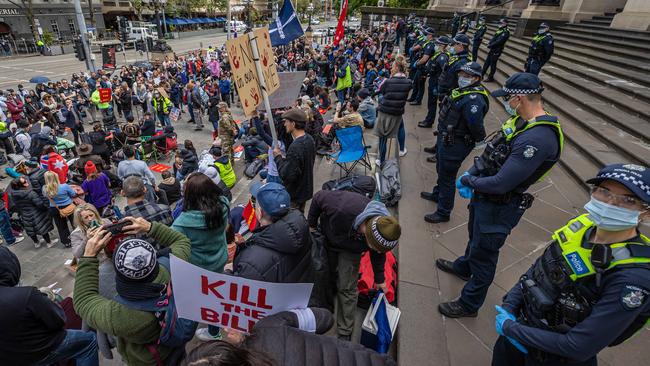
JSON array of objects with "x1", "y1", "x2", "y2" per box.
[
  {"x1": 451, "y1": 34, "x2": 470, "y2": 46},
  {"x1": 358, "y1": 88, "x2": 370, "y2": 99},
  {"x1": 586, "y1": 164, "x2": 650, "y2": 204},
  {"x1": 423, "y1": 27, "x2": 435, "y2": 36},
  {"x1": 435, "y1": 36, "x2": 452, "y2": 45},
  {"x1": 491, "y1": 72, "x2": 544, "y2": 97},
  {"x1": 458, "y1": 62, "x2": 482, "y2": 77}
]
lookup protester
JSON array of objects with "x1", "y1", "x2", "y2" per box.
[
  {"x1": 122, "y1": 176, "x2": 173, "y2": 226},
  {"x1": 158, "y1": 170, "x2": 182, "y2": 206},
  {"x1": 81, "y1": 161, "x2": 112, "y2": 214},
  {"x1": 43, "y1": 170, "x2": 76, "y2": 248}
]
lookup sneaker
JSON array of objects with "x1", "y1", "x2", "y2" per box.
[
  {"x1": 195, "y1": 327, "x2": 222, "y2": 342},
  {"x1": 399, "y1": 148, "x2": 408, "y2": 157},
  {"x1": 11, "y1": 236, "x2": 25, "y2": 245},
  {"x1": 47, "y1": 238, "x2": 60, "y2": 248},
  {"x1": 375, "y1": 159, "x2": 381, "y2": 167},
  {"x1": 35, "y1": 239, "x2": 44, "y2": 249}
]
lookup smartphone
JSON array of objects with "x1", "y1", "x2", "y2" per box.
[{"x1": 90, "y1": 220, "x2": 100, "y2": 229}]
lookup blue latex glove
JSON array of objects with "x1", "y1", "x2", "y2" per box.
[
  {"x1": 495, "y1": 306, "x2": 528, "y2": 354},
  {"x1": 456, "y1": 172, "x2": 469, "y2": 189},
  {"x1": 459, "y1": 186, "x2": 473, "y2": 199}
]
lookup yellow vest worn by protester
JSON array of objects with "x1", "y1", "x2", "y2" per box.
[
  {"x1": 214, "y1": 159, "x2": 236, "y2": 189},
  {"x1": 336, "y1": 65, "x2": 352, "y2": 91}
]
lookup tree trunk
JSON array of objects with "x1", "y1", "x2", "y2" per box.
[{"x1": 21, "y1": 0, "x2": 39, "y2": 42}]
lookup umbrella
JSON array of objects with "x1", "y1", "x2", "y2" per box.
[{"x1": 29, "y1": 76, "x2": 50, "y2": 84}]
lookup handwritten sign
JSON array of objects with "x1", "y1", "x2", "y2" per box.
[
  {"x1": 225, "y1": 35, "x2": 261, "y2": 117},
  {"x1": 170, "y1": 255, "x2": 313, "y2": 333},
  {"x1": 252, "y1": 27, "x2": 280, "y2": 96},
  {"x1": 98, "y1": 88, "x2": 111, "y2": 103}
]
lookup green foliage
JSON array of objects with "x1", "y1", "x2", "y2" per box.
[
  {"x1": 42, "y1": 31, "x2": 55, "y2": 45},
  {"x1": 343, "y1": 0, "x2": 429, "y2": 13}
]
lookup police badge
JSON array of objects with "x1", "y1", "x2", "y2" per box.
[{"x1": 523, "y1": 145, "x2": 537, "y2": 159}]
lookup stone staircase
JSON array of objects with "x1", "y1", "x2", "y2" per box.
[{"x1": 468, "y1": 15, "x2": 650, "y2": 190}]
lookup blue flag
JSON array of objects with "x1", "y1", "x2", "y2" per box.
[{"x1": 269, "y1": 0, "x2": 304, "y2": 46}]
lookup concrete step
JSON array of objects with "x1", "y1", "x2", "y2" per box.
[
  {"x1": 558, "y1": 23, "x2": 650, "y2": 42},
  {"x1": 478, "y1": 27, "x2": 650, "y2": 106},
  {"x1": 476, "y1": 47, "x2": 650, "y2": 168},
  {"x1": 580, "y1": 19, "x2": 613, "y2": 26},
  {"x1": 480, "y1": 27, "x2": 650, "y2": 88},
  {"x1": 592, "y1": 15, "x2": 615, "y2": 21},
  {"x1": 552, "y1": 29, "x2": 650, "y2": 53},
  {"x1": 551, "y1": 35, "x2": 650, "y2": 67}
]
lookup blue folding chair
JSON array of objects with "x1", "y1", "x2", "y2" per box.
[{"x1": 329, "y1": 125, "x2": 372, "y2": 178}]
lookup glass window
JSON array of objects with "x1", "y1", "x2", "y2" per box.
[
  {"x1": 68, "y1": 19, "x2": 77, "y2": 35},
  {"x1": 50, "y1": 19, "x2": 60, "y2": 39}
]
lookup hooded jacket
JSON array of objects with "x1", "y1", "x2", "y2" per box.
[
  {"x1": 234, "y1": 209, "x2": 312, "y2": 283},
  {"x1": 179, "y1": 149, "x2": 199, "y2": 178},
  {"x1": 0, "y1": 247, "x2": 67, "y2": 365},
  {"x1": 172, "y1": 196, "x2": 230, "y2": 274},
  {"x1": 10, "y1": 187, "x2": 54, "y2": 237}
]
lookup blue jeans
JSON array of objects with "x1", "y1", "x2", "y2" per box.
[
  {"x1": 336, "y1": 89, "x2": 346, "y2": 103},
  {"x1": 378, "y1": 119, "x2": 405, "y2": 162},
  {"x1": 188, "y1": 103, "x2": 195, "y2": 121},
  {"x1": 35, "y1": 330, "x2": 98, "y2": 366},
  {"x1": 0, "y1": 209, "x2": 16, "y2": 244},
  {"x1": 452, "y1": 198, "x2": 526, "y2": 312},
  {"x1": 158, "y1": 113, "x2": 171, "y2": 127}
]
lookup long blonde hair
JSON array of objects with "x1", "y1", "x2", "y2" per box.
[
  {"x1": 73, "y1": 203, "x2": 101, "y2": 234},
  {"x1": 43, "y1": 171, "x2": 60, "y2": 198}
]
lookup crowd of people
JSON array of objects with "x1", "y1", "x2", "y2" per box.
[{"x1": 0, "y1": 10, "x2": 649, "y2": 366}]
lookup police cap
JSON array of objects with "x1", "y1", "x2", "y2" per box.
[
  {"x1": 539, "y1": 22, "x2": 549, "y2": 28},
  {"x1": 451, "y1": 34, "x2": 470, "y2": 46},
  {"x1": 458, "y1": 62, "x2": 482, "y2": 77},
  {"x1": 423, "y1": 27, "x2": 435, "y2": 36},
  {"x1": 491, "y1": 72, "x2": 544, "y2": 97},
  {"x1": 435, "y1": 36, "x2": 452, "y2": 45},
  {"x1": 586, "y1": 164, "x2": 650, "y2": 204}
]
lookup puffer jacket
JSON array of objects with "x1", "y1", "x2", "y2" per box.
[
  {"x1": 234, "y1": 209, "x2": 312, "y2": 283},
  {"x1": 10, "y1": 188, "x2": 53, "y2": 237},
  {"x1": 245, "y1": 308, "x2": 397, "y2": 366},
  {"x1": 377, "y1": 74, "x2": 412, "y2": 116}
]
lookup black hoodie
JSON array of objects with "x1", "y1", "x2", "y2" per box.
[
  {"x1": 179, "y1": 149, "x2": 199, "y2": 177},
  {"x1": 0, "y1": 247, "x2": 67, "y2": 365},
  {"x1": 234, "y1": 209, "x2": 312, "y2": 283}
]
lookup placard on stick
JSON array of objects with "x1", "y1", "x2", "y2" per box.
[{"x1": 225, "y1": 36, "x2": 262, "y2": 117}]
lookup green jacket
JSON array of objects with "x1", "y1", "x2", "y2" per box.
[
  {"x1": 73, "y1": 223, "x2": 191, "y2": 366},
  {"x1": 171, "y1": 196, "x2": 230, "y2": 274}
]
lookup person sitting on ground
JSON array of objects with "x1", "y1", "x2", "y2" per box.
[
  {"x1": 0, "y1": 246, "x2": 99, "y2": 366},
  {"x1": 117, "y1": 145, "x2": 157, "y2": 202},
  {"x1": 13, "y1": 120, "x2": 32, "y2": 159},
  {"x1": 208, "y1": 146, "x2": 236, "y2": 189},
  {"x1": 240, "y1": 127, "x2": 268, "y2": 163},
  {"x1": 180, "y1": 308, "x2": 397, "y2": 366},
  {"x1": 233, "y1": 182, "x2": 312, "y2": 283},
  {"x1": 74, "y1": 143, "x2": 107, "y2": 180},
  {"x1": 357, "y1": 88, "x2": 377, "y2": 128},
  {"x1": 122, "y1": 176, "x2": 173, "y2": 226},
  {"x1": 140, "y1": 112, "x2": 156, "y2": 137},
  {"x1": 123, "y1": 116, "x2": 141, "y2": 144},
  {"x1": 308, "y1": 189, "x2": 401, "y2": 341},
  {"x1": 171, "y1": 172, "x2": 230, "y2": 342},
  {"x1": 198, "y1": 147, "x2": 233, "y2": 201},
  {"x1": 176, "y1": 148, "x2": 199, "y2": 181},
  {"x1": 81, "y1": 161, "x2": 112, "y2": 214},
  {"x1": 157, "y1": 170, "x2": 181, "y2": 206},
  {"x1": 73, "y1": 217, "x2": 191, "y2": 365}
]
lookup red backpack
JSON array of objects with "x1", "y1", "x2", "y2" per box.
[{"x1": 357, "y1": 251, "x2": 397, "y2": 308}]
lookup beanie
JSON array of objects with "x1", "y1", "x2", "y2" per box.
[
  {"x1": 113, "y1": 238, "x2": 165, "y2": 300},
  {"x1": 84, "y1": 161, "x2": 97, "y2": 176},
  {"x1": 365, "y1": 216, "x2": 401, "y2": 253}
]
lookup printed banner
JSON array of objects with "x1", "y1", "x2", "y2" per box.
[{"x1": 170, "y1": 255, "x2": 313, "y2": 333}]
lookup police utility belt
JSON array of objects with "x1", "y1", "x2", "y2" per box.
[{"x1": 435, "y1": 87, "x2": 489, "y2": 147}]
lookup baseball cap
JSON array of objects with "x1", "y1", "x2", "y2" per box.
[
  {"x1": 250, "y1": 182, "x2": 290, "y2": 218},
  {"x1": 491, "y1": 72, "x2": 544, "y2": 97},
  {"x1": 586, "y1": 164, "x2": 650, "y2": 204}
]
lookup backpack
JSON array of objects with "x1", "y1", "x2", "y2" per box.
[
  {"x1": 378, "y1": 158, "x2": 401, "y2": 207},
  {"x1": 308, "y1": 229, "x2": 334, "y2": 312},
  {"x1": 244, "y1": 158, "x2": 265, "y2": 179},
  {"x1": 357, "y1": 251, "x2": 397, "y2": 309},
  {"x1": 113, "y1": 257, "x2": 197, "y2": 360},
  {"x1": 322, "y1": 175, "x2": 376, "y2": 198}
]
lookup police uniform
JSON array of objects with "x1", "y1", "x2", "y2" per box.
[
  {"x1": 438, "y1": 34, "x2": 472, "y2": 96},
  {"x1": 450, "y1": 13, "x2": 461, "y2": 36},
  {"x1": 424, "y1": 62, "x2": 489, "y2": 223},
  {"x1": 418, "y1": 36, "x2": 451, "y2": 128},
  {"x1": 472, "y1": 18, "x2": 487, "y2": 62},
  {"x1": 493, "y1": 164, "x2": 650, "y2": 366},
  {"x1": 483, "y1": 20, "x2": 511, "y2": 82},
  {"x1": 436, "y1": 73, "x2": 564, "y2": 317},
  {"x1": 525, "y1": 23, "x2": 554, "y2": 75},
  {"x1": 408, "y1": 29, "x2": 436, "y2": 105},
  {"x1": 458, "y1": 19, "x2": 469, "y2": 35}
]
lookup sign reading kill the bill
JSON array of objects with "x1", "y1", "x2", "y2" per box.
[{"x1": 225, "y1": 27, "x2": 280, "y2": 117}]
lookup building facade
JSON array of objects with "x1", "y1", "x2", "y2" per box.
[{"x1": 0, "y1": 0, "x2": 105, "y2": 42}]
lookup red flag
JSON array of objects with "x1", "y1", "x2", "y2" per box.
[
  {"x1": 46, "y1": 152, "x2": 69, "y2": 184},
  {"x1": 333, "y1": 0, "x2": 348, "y2": 47},
  {"x1": 242, "y1": 199, "x2": 258, "y2": 231}
]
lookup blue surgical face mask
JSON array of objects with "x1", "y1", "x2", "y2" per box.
[
  {"x1": 448, "y1": 47, "x2": 456, "y2": 55},
  {"x1": 502, "y1": 98, "x2": 519, "y2": 116},
  {"x1": 584, "y1": 198, "x2": 641, "y2": 231},
  {"x1": 434, "y1": 45, "x2": 440, "y2": 53},
  {"x1": 458, "y1": 76, "x2": 473, "y2": 89},
  {"x1": 538, "y1": 28, "x2": 548, "y2": 35}
]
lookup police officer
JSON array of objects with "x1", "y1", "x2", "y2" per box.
[
  {"x1": 438, "y1": 34, "x2": 472, "y2": 97},
  {"x1": 436, "y1": 73, "x2": 564, "y2": 318},
  {"x1": 482, "y1": 18, "x2": 510, "y2": 82},
  {"x1": 450, "y1": 12, "x2": 461, "y2": 36},
  {"x1": 407, "y1": 28, "x2": 435, "y2": 106},
  {"x1": 421, "y1": 62, "x2": 488, "y2": 223},
  {"x1": 524, "y1": 22, "x2": 554, "y2": 75},
  {"x1": 471, "y1": 17, "x2": 487, "y2": 62},
  {"x1": 492, "y1": 164, "x2": 650, "y2": 366},
  {"x1": 458, "y1": 17, "x2": 469, "y2": 35},
  {"x1": 418, "y1": 36, "x2": 451, "y2": 129}
]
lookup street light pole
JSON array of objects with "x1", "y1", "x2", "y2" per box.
[
  {"x1": 226, "y1": 0, "x2": 232, "y2": 40},
  {"x1": 73, "y1": 0, "x2": 96, "y2": 72},
  {"x1": 160, "y1": 0, "x2": 168, "y2": 36}
]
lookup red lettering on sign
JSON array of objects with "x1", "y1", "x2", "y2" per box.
[
  {"x1": 201, "y1": 276, "x2": 225, "y2": 299},
  {"x1": 201, "y1": 307, "x2": 219, "y2": 323},
  {"x1": 230, "y1": 314, "x2": 253, "y2": 332}
]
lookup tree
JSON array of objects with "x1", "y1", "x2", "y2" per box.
[
  {"x1": 6, "y1": 0, "x2": 39, "y2": 41},
  {"x1": 132, "y1": 0, "x2": 147, "y2": 20}
]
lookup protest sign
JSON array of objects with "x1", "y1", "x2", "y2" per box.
[
  {"x1": 225, "y1": 36, "x2": 262, "y2": 117},
  {"x1": 252, "y1": 28, "x2": 280, "y2": 96},
  {"x1": 169, "y1": 107, "x2": 180, "y2": 121},
  {"x1": 98, "y1": 88, "x2": 111, "y2": 103},
  {"x1": 170, "y1": 255, "x2": 313, "y2": 333},
  {"x1": 256, "y1": 71, "x2": 306, "y2": 111}
]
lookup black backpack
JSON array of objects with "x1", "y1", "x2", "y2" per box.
[{"x1": 322, "y1": 175, "x2": 377, "y2": 199}]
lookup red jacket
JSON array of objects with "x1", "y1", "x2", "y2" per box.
[{"x1": 6, "y1": 99, "x2": 24, "y2": 121}]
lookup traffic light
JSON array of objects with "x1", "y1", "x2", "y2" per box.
[
  {"x1": 146, "y1": 37, "x2": 154, "y2": 51},
  {"x1": 73, "y1": 38, "x2": 86, "y2": 61},
  {"x1": 118, "y1": 17, "x2": 129, "y2": 44}
]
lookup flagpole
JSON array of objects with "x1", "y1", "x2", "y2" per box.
[
  {"x1": 249, "y1": 32, "x2": 278, "y2": 146},
  {"x1": 227, "y1": 0, "x2": 232, "y2": 40}
]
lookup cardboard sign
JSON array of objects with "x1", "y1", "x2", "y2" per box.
[
  {"x1": 170, "y1": 255, "x2": 313, "y2": 333},
  {"x1": 169, "y1": 107, "x2": 180, "y2": 121},
  {"x1": 225, "y1": 35, "x2": 262, "y2": 118},
  {"x1": 252, "y1": 27, "x2": 280, "y2": 96},
  {"x1": 256, "y1": 71, "x2": 306, "y2": 111},
  {"x1": 98, "y1": 88, "x2": 111, "y2": 103}
]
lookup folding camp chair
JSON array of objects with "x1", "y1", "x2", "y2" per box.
[{"x1": 329, "y1": 125, "x2": 372, "y2": 178}]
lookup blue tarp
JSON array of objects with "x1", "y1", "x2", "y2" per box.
[
  {"x1": 214, "y1": 17, "x2": 226, "y2": 22},
  {"x1": 196, "y1": 17, "x2": 212, "y2": 23},
  {"x1": 183, "y1": 18, "x2": 199, "y2": 24},
  {"x1": 166, "y1": 18, "x2": 187, "y2": 25}
]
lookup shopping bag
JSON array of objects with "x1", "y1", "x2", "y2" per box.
[{"x1": 360, "y1": 291, "x2": 400, "y2": 354}]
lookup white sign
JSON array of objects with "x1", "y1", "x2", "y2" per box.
[
  {"x1": 37, "y1": 27, "x2": 43, "y2": 35},
  {"x1": 170, "y1": 255, "x2": 313, "y2": 333}
]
